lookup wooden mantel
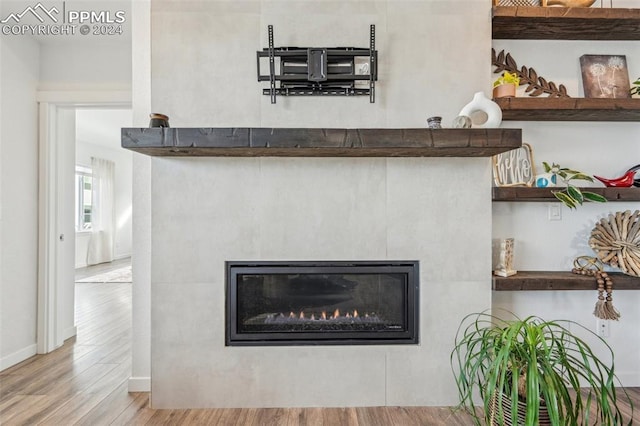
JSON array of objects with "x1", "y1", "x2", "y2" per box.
[
  {"x1": 121, "y1": 128, "x2": 522, "y2": 157},
  {"x1": 494, "y1": 271, "x2": 640, "y2": 291},
  {"x1": 492, "y1": 6, "x2": 640, "y2": 40}
]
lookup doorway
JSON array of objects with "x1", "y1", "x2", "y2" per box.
[
  {"x1": 73, "y1": 107, "x2": 133, "y2": 270},
  {"x1": 37, "y1": 97, "x2": 131, "y2": 355}
]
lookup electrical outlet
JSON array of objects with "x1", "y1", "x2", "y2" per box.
[
  {"x1": 596, "y1": 319, "x2": 610, "y2": 338},
  {"x1": 548, "y1": 204, "x2": 562, "y2": 221}
]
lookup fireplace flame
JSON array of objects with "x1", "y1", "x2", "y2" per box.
[{"x1": 262, "y1": 309, "x2": 381, "y2": 325}]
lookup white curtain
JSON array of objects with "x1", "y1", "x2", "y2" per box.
[{"x1": 87, "y1": 157, "x2": 115, "y2": 266}]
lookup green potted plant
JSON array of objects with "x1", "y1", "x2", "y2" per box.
[
  {"x1": 493, "y1": 72, "x2": 520, "y2": 98},
  {"x1": 451, "y1": 312, "x2": 632, "y2": 426},
  {"x1": 540, "y1": 162, "x2": 607, "y2": 209}
]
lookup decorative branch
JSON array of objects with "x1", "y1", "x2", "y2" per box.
[{"x1": 492, "y1": 48, "x2": 570, "y2": 98}]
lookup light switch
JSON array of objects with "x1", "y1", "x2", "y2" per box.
[{"x1": 548, "y1": 204, "x2": 562, "y2": 221}]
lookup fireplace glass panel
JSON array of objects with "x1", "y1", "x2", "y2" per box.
[{"x1": 226, "y1": 261, "x2": 419, "y2": 346}]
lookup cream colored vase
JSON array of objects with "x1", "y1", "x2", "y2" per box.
[{"x1": 458, "y1": 91, "x2": 503, "y2": 128}]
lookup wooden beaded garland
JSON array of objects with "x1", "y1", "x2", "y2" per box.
[{"x1": 572, "y1": 256, "x2": 620, "y2": 320}]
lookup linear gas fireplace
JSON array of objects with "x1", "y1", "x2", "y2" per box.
[{"x1": 225, "y1": 261, "x2": 419, "y2": 346}]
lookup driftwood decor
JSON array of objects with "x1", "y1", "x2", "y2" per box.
[
  {"x1": 492, "y1": 49, "x2": 570, "y2": 98},
  {"x1": 589, "y1": 210, "x2": 640, "y2": 277}
]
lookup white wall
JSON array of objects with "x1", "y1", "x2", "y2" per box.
[
  {"x1": 0, "y1": 36, "x2": 40, "y2": 370},
  {"x1": 492, "y1": 35, "x2": 640, "y2": 386},
  {"x1": 148, "y1": 0, "x2": 492, "y2": 408},
  {"x1": 130, "y1": 0, "x2": 152, "y2": 393},
  {"x1": 39, "y1": 42, "x2": 131, "y2": 92}
]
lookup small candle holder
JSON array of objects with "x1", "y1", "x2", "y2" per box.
[
  {"x1": 149, "y1": 113, "x2": 170, "y2": 128},
  {"x1": 426, "y1": 116, "x2": 442, "y2": 129}
]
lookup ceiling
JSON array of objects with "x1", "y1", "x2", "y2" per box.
[{"x1": 76, "y1": 108, "x2": 132, "y2": 150}]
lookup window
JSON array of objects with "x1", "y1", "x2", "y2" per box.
[{"x1": 75, "y1": 165, "x2": 93, "y2": 231}]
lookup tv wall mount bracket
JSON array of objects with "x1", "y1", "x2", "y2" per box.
[{"x1": 256, "y1": 25, "x2": 377, "y2": 104}]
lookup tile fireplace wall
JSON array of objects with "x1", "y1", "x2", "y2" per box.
[{"x1": 148, "y1": 0, "x2": 492, "y2": 408}]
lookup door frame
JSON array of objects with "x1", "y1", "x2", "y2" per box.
[{"x1": 37, "y1": 90, "x2": 131, "y2": 354}]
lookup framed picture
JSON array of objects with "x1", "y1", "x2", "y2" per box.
[
  {"x1": 580, "y1": 54, "x2": 631, "y2": 99},
  {"x1": 492, "y1": 143, "x2": 535, "y2": 187}
]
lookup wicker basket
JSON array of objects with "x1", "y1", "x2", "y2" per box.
[{"x1": 489, "y1": 392, "x2": 551, "y2": 426}]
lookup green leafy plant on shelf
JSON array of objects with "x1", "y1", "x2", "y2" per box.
[
  {"x1": 630, "y1": 78, "x2": 640, "y2": 96},
  {"x1": 493, "y1": 71, "x2": 521, "y2": 88},
  {"x1": 543, "y1": 162, "x2": 607, "y2": 209},
  {"x1": 451, "y1": 312, "x2": 632, "y2": 426}
]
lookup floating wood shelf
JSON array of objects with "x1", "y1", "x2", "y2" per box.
[
  {"x1": 494, "y1": 97, "x2": 640, "y2": 121},
  {"x1": 121, "y1": 128, "x2": 522, "y2": 157},
  {"x1": 492, "y1": 6, "x2": 640, "y2": 40},
  {"x1": 493, "y1": 187, "x2": 640, "y2": 202},
  {"x1": 493, "y1": 271, "x2": 640, "y2": 291}
]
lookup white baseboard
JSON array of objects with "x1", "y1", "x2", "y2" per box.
[
  {"x1": 0, "y1": 344, "x2": 37, "y2": 372},
  {"x1": 76, "y1": 254, "x2": 131, "y2": 270},
  {"x1": 63, "y1": 326, "x2": 77, "y2": 341},
  {"x1": 128, "y1": 376, "x2": 151, "y2": 392},
  {"x1": 617, "y1": 372, "x2": 640, "y2": 387}
]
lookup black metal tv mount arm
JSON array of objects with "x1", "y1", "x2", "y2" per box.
[{"x1": 256, "y1": 25, "x2": 378, "y2": 104}]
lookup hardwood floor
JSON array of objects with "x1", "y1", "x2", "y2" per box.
[
  {"x1": 75, "y1": 257, "x2": 132, "y2": 281},
  {"x1": 1, "y1": 270, "x2": 637, "y2": 425}
]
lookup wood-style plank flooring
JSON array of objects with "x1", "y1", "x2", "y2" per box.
[
  {"x1": 1, "y1": 260, "x2": 638, "y2": 425},
  {"x1": 74, "y1": 257, "x2": 132, "y2": 281}
]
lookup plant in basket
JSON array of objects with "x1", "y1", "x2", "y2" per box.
[{"x1": 451, "y1": 311, "x2": 632, "y2": 426}]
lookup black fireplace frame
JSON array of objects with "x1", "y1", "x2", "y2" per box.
[{"x1": 225, "y1": 260, "x2": 419, "y2": 346}]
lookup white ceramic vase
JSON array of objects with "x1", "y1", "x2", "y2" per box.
[{"x1": 458, "y1": 91, "x2": 502, "y2": 128}]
